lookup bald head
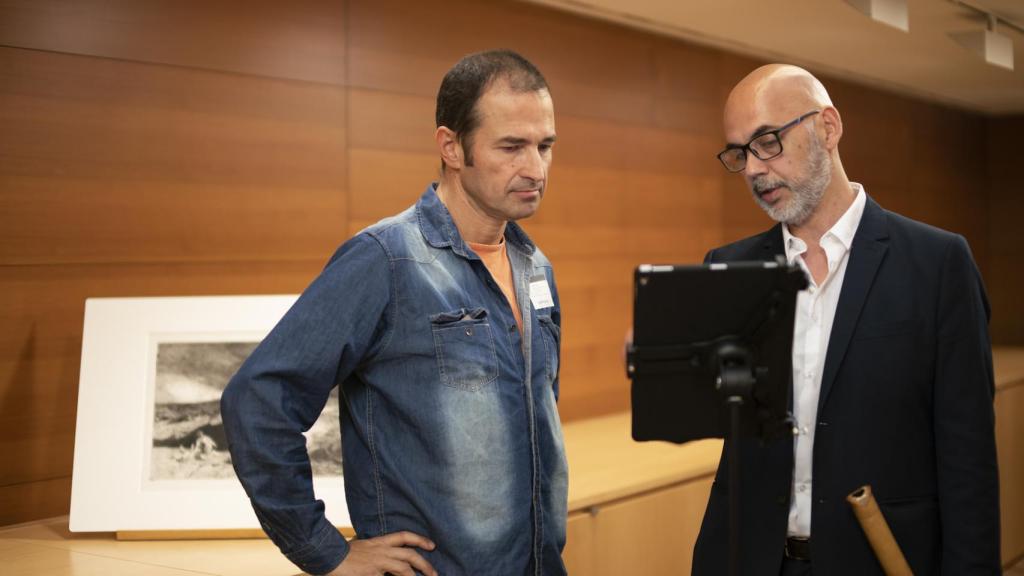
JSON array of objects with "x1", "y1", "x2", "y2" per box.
[
  {"x1": 724, "y1": 64, "x2": 833, "y2": 144},
  {"x1": 719, "y1": 64, "x2": 852, "y2": 231}
]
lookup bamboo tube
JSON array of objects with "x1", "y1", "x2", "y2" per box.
[{"x1": 846, "y1": 485, "x2": 913, "y2": 576}]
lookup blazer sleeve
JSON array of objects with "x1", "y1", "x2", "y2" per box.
[{"x1": 932, "y1": 234, "x2": 1000, "y2": 573}]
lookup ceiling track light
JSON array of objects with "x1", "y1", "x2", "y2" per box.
[
  {"x1": 842, "y1": 0, "x2": 909, "y2": 32},
  {"x1": 948, "y1": 0, "x2": 1021, "y2": 71}
]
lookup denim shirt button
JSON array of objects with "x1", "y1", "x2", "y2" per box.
[{"x1": 465, "y1": 326, "x2": 473, "y2": 336}]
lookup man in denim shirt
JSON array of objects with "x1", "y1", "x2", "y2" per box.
[{"x1": 222, "y1": 50, "x2": 568, "y2": 576}]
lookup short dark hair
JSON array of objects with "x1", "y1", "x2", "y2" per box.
[{"x1": 436, "y1": 49, "x2": 549, "y2": 168}]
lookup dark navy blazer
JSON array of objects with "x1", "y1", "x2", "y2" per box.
[{"x1": 692, "y1": 196, "x2": 1000, "y2": 575}]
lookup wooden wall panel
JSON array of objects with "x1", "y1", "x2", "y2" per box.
[
  {"x1": 907, "y1": 106, "x2": 989, "y2": 272},
  {"x1": 0, "y1": 0, "x2": 346, "y2": 84},
  {"x1": 348, "y1": 149, "x2": 438, "y2": 231},
  {"x1": 0, "y1": 48, "x2": 348, "y2": 265},
  {"x1": 650, "y1": 40, "x2": 734, "y2": 139},
  {"x1": 347, "y1": 0, "x2": 661, "y2": 113},
  {"x1": 545, "y1": 258, "x2": 633, "y2": 420},
  {"x1": 347, "y1": 90, "x2": 435, "y2": 154},
  {"x1": 0, "y1": 477, "x2": 72, "y2": 528},
  {"x1": 829, "y1": 83, "x2": 915, "y2": 220},
  {"x1": 988, "y1": 116, "x2": 1024, "y2": 345}
]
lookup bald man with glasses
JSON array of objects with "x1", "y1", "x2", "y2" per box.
[{"x1": 691, "y1": 64, "x2": 1000, "y2": 575}]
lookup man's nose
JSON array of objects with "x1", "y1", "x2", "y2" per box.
[
  {"x1": 520, "y1": 147, "x2": 546, "y2": 181},
  {"x1": 743, "y1": 152, "x2": 768, "y2": 178}
]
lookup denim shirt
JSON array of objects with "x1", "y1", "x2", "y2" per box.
[{"x1": 222, "y1": 184, "x2": 568, "y2": 576}]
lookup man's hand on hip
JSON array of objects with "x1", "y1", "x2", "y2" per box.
[{"x1": 326, "y1": 531, "x2": 438, "y2": 576}]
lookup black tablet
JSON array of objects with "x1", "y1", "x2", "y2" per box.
[{"x1": 627, "y1": 260, "x2": 806, "y2": 444}]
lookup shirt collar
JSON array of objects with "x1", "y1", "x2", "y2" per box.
[
  {"x1": 782, "y1": 182, "x2": 866, "y2": 264},
  {"x1": 415, "y1": 182, "x2": 536, "y2": 258}
]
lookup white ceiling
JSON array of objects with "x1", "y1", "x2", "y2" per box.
[{"x1": 523, "y1": 0, "x2": 1024, "y2": 115}]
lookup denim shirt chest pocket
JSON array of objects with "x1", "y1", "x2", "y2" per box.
[
  {"x1": 536, "y1": 314, "x2": 560, "y2": 386},
  {"x1": 430, "y1": 307, "x2": 499, "y2": 391}
]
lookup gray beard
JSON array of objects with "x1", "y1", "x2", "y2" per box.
[{"x1": 752, "y1": 140, "x2": 831, "y2": 226}]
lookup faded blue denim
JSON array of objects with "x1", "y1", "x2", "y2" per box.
[{"x1": 222, "y1": 184, "x2": 568, "y2": 575}]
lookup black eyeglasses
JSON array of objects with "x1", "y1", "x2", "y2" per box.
[{"x1": 716, "y1": 110, "x2": 820, "y2": 173}]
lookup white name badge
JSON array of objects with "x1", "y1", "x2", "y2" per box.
[{"x1": 529, "y1": 274, "x2": 555, "y2": 309}]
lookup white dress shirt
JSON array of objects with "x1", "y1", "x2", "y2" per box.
[{"x1": 784, "y1": 183, "x2": 866, "y2": 538}]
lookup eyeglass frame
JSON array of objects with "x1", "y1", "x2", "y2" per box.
[{"x1": 716, "y1": 110, "x2": 821, "y2": 173}]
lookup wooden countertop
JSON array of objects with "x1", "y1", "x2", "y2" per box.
[
  {"x1": 0, "y1": 517, "x2": 299, "y2": 576},
  {"x1": 563, "y1": 412, "x2": 720, "y2": 513}
]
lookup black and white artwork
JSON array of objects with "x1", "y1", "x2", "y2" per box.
[
  {"x1": 148, "y1": 340, "x2": 342, "y2": 483},
  {"x1": 71, "y1": 296, "x2": 350, "y2": 532}
]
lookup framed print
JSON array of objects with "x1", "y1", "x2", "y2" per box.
[{"x1": 69, "y1": 295, "x2": 349, "y2": 532}]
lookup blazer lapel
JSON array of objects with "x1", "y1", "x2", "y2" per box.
[
  {"x1": 757, "y1": 223, "x2": 784, "y2": 259},
  {"x1": 816, "y1": 196, "x2": 890, "y2": 414}
]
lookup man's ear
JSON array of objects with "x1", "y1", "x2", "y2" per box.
[
  {"x1": 436, "y1": 126, "x2": 462, "y2": 171},
  {"x1": 820, "y1": 106, "x2": 843, "y2": 151}
]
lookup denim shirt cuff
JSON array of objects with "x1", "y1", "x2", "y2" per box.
[{"x1": 284, "y1": 520, "x2": 349, "y2": 576}]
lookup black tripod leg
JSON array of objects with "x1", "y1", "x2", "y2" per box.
[{"x1": 728, "y1": 395, "x2": 742, "y2": 576}]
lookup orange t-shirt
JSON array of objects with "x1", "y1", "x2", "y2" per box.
[{"x1": 467, "y1": 239, "x2": 523, "y2": 333}]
